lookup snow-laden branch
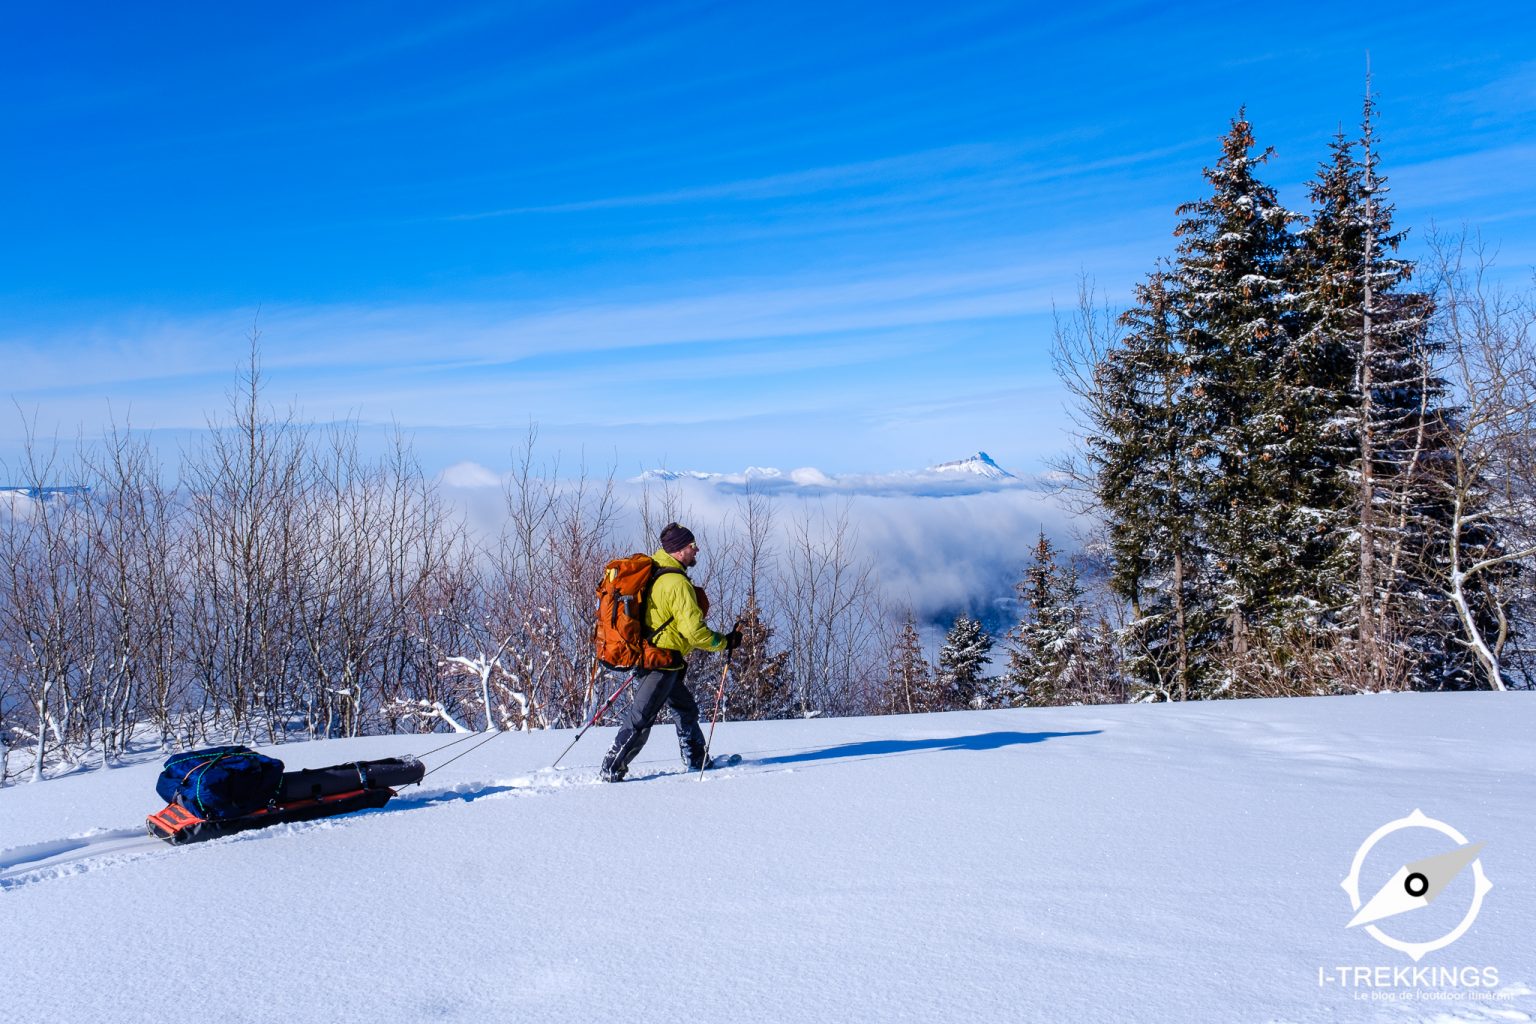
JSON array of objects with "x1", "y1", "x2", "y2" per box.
[{"x1": 384, "y1": 698, "x2": 473, "y2": 734}]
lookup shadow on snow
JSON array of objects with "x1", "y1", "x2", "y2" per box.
[
  {"x1": 383, "y1": 783, "x2": 524, "y2": 810},
  {"x1": 751, "y1": 729, "x2": 1103, "y2": 767}
]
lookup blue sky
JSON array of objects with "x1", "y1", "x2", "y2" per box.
[{"x1": 3, "y1": 1, "x2": 1534, "y2": 477}]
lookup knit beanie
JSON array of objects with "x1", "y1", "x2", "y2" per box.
[{"x1": 660, "y1": 522, "x2": 696, "y2": 553}]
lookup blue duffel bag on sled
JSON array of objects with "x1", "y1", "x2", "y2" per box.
[
  {"x1": 155, "y1": 745, "x2": 284, "y2": 821},
  {"x1": 147, "y1": 745, "x2": 424, "y2": 845}
]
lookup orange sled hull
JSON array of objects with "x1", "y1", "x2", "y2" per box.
[{"x1": 146, "y1": 786, "x2": 396, "y2": 845}]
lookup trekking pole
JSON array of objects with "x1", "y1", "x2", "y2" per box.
[
  {"x1": 698, "y1": 651, "x2": 733, "y2": 781},
  {"x1": 551, "y1": 672, "x2": 635, "y2": 769}
]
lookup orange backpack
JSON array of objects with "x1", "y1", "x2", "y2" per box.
[{"x1": 594, "y1": 554, "x2": 683, "y2": 671}]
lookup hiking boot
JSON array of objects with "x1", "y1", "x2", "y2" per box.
[{"x1": 678, "y1": 726, "x2": 707, "y2": 769}]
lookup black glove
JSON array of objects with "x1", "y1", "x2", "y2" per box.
[{"x1": 724, "y1": 628, "x2": 744, "y2": 651}]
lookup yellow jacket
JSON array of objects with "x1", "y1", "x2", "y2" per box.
[{"x1": 646, "y1": 549, "x2": 727, "y2": 657}]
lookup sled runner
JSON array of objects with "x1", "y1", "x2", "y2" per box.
[{"x1": 145, "y1": 749, "x2": 424, "y2": 845}]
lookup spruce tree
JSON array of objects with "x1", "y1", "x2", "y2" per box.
[
  {"x1": 1075, "y1": 103, "x2": 1518, "y2": 696},
  {"x1": 883, "y1": 611, "x2": 938, "y2": 714},
  {"x1": 728, "y1": 595, "x2": 794, "y2": 719},
  {"x1": 1081, "y1": 614, "x2": 1131, "y2": 704},
  {"x1": 1297, "y1": 102, "x2": 1414, "y2": 640},
  {"x1": 1005, "y1": 531, "x2": 1091, "y2": 706},
  {"x1": 1167, "y1": 112, "x2": 1320, "y2": 679},
  {"x1": 938, "y1": 614, "x2": 993, "y2": 708},
  {"x1": 1089, "y1": 113, "x2": 1312, "y2": 697},
  {"x1": 1092, "y1": 268, "x2": 1219, "y2": 699},
  {"x1": 1294, "y1": 94, "x2": 1503, "y2": 689}
]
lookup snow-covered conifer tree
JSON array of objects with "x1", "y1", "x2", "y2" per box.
[
  {"x1": 726, "y1": 595, "x2": 794, "y2": 720},
  {"x1": 1295, "y1": 93, "x2": 1501, "y2": 690},
  {"x1": 1005, "y1": 531, "x2": 1092, "y2": 706},
  {"x1": 882, "y1": 612, "x2": 932, "y2": 714},
  {"x1": 1297, "y1": 99, "x2": 1413, "y2": 663},
  {"x1": 938, "y1": 614, "x2": 993, "y2": 709},
  {"x1": 1165, "y1": 112, "x2": 1327, "y2": 685},
  {"x1": 1090, "y1": 269, "x2": 1222, "y2": 699}
]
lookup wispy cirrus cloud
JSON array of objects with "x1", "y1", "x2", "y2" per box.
[
  {"x1": 443, "y1": 138, "x2": 1202, "y2": 222},
  {"x1": 1391, "y1": 143, "x2": 1536, "y2": 208},
  {"x1": 1444, "y1": 60, "x2": 1536, "y2": 125},
  {"x1": 2, "y1": 251, "x2": 1078, "y2": 392},
  {"x1": 0, "y1": 250, "x2": 1092, "y2": 473},
  {"x1": 447, "y1": 144, "x2": 1020, "y2": 218}
]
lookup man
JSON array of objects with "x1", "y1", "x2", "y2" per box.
[{"x1": 601, "y1": 522, "x2": 742, "y2": 782}]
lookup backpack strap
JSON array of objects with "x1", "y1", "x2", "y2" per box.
[{"x1": 643, "y1": 565, "x2": 685, "y2": 642}]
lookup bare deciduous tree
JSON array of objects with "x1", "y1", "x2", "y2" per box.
[
  {"x1": 775, "y1": 502, "x2": 882, "y2": 716},
  {"x1": 1427, "y1": 232, "x2": 1536, "y2": 690},
  {"x1": 0, "y1": 422, "x2": 87, "y2": 780}
]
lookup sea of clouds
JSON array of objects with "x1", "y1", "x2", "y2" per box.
[{"x1": 437, "y1": 457, "x2": 1085, "y2": 646}]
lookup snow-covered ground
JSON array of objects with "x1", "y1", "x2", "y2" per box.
[{"x1": 2, "y1": 693, "x2": 1532, "y2": 1024}]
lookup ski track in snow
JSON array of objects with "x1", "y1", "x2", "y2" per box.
[
  {"x1": 0, "y1": 826, "x2": 164, "y2": 891},
  {"x1": 0, "y1": 759, "x2": 758, "y2": 893}
]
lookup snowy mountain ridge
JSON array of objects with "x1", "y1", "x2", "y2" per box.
[
  {"x1": 925, "y1": 450, "x2": 1015, "y2": 478},
  {"x1": 633, "y1": 467, "x2": 723, "y2": 482},
  {"x1": 441, "y1": 452, "x2": 1032, "y2": 496},
  {"x1": 626, "y1": 451, "x2": 1025, "y2": 492}
]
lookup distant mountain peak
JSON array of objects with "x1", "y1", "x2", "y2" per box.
[
  {"x1": 630, "y1": 452, "x2": 1020, "y2": 490},
  {"x1": 926, "y1": 451, "x2": 1014, "y2": 479},
  {"x1": 635, "y1": 468, "x2": 721, "y2": 482}
]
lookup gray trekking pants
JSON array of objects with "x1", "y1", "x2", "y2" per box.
[{"x1": 602, "y1": 664, "x2": 706, "y2": 776}]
